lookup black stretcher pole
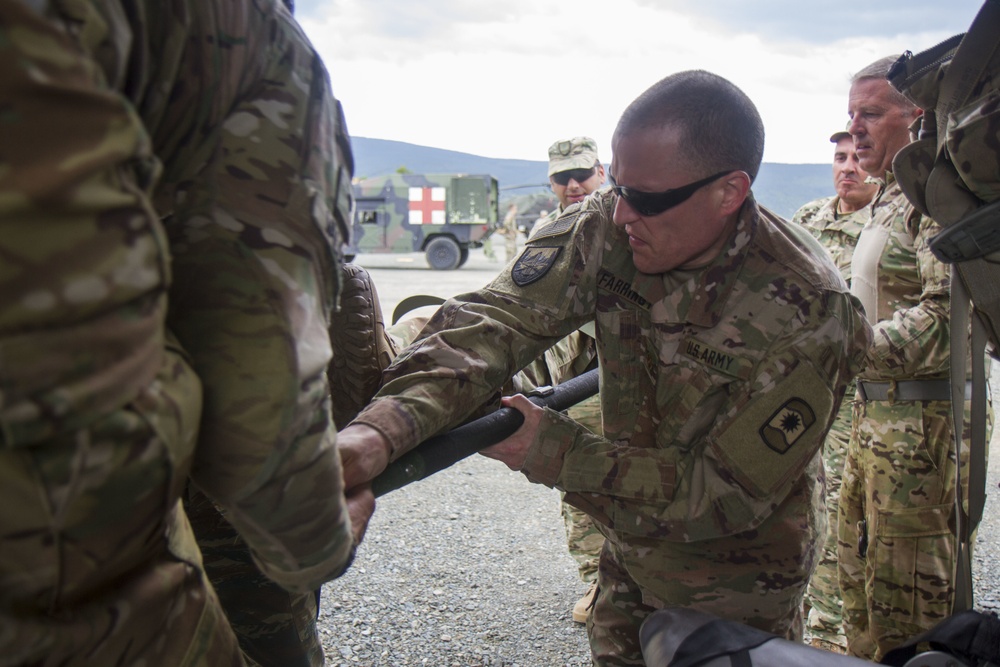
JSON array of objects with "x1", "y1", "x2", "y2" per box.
[{"x1": 371, "y1": 367, "x2": 599, "y2": 497}]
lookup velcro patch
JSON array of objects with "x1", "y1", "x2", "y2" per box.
[
  {"x1": 512, "y1": 246, "x2": 562, "y2": 286},
  {"x1": 711, "y1": 362, "x2": 832, "y2": 498},
  {"x1": 531, "y1": 209, "x2": 581, "y2": 240}
]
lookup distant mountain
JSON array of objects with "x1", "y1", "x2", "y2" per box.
[{"x1": 351, "y1": 136, "x2": 834, "y2": 219}]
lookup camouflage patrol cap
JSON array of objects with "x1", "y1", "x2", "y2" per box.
[
  {"x1": 548, "y1": 136, "x2": 600, "y2": 176},
  {"x1": 830, "y1": 123, "x2": 851, "y2": 143}
]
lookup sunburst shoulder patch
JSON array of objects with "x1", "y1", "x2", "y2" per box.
[{"x1": 759, "y1": 398, "x2": 816, "y2": 454}]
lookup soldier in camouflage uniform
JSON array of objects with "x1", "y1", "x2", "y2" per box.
[
  {"x1": 837, "y1": 57, "x2": 988, "y2": 661},
  {"x1": 792, "y1": 129, "x2": 877, "y2": 653},
  {"x1": 337, "y1": 71, "x2": 872, "y2": 666},
  {"x1": 0, "y1": 1, "x2": 362, "y2": 665},
  {"x1": 502, "y1": 204, "x2": 520, "y2": 262},
  {"x1": 523, "y1": 136, "x2": 608, "y2": 623}
]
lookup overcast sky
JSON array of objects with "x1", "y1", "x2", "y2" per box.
[{"x1": 297, "y1": 1, "x2": 983, "y2": 165}]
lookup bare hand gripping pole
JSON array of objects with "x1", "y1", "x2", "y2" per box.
[{"x1": 371, "y1": 367, "x2": 600, "y2": 497}]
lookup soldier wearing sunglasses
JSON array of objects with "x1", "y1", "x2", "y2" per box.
[
  {"x1": 337, "y1": 70, "x2": 872, "y2": 665},
  {"x1": 543, "y1": 136, "x2": 608, "y2": 220}
]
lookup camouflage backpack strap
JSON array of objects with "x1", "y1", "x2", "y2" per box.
[{"x1": 946, "y1": 275, "x2": 985, "y2": 613}]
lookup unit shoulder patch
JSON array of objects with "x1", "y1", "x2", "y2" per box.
[
  {"x1": 759, "y1": 398, "x2": 816, "y2": 454},
  {"x1": 512, "y1": 246, "x2": 562, "y2": 286}
]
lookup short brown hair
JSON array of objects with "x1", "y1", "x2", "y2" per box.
[{"x1": 614, "y1": 70, "x2": 765, "y2": 183}]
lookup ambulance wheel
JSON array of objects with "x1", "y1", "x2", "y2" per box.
[{"x1": 426, "y1": 236, "x2": 462, "y2": 270}]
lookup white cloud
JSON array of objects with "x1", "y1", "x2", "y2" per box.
[{"x1": 299, "y1": 0, "x2": 984, "y2": 164}]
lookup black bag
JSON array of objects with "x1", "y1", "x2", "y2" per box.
[{"x1": 881, "y1": 610, "x2": 1000, "y2": 667}]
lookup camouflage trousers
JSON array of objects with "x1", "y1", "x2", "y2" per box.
[
  {"x1": 802, "y1": 393, "x2": 854, "y2": 651},
  {"x1": 838, "y1": 396, "x2": 989, "y2": 661},
  {"x1": 588, "y1": 538, "x2": 806, "y2": 666},
  {"x1": 563, "y1": 396, "x2": 605, "y2": 583},
  {"x1": 185, "y1": 488, "x2": 323, "y2": 667},
  {"x1": 504, "y1": 232, "x2": 518, "y2": 263}
]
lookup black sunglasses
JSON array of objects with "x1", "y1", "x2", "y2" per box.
[
  {"x1": 551, "y1": 167, "x2": 598, "y2": 186},
  {"x1": 608, "y1": 170, "x2": 733, "y2": 216}
]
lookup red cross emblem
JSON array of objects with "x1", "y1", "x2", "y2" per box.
[{"x1": 408, "y1": 187, "x2": 446, "y2": 224}]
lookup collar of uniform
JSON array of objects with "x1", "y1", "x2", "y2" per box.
[
  {"x1": 871, "y1": 173, "x2": 903, "y2": 211},
  {"x1": 828, "y1": 195, "x2": 843, "y2": 218},
  {"x1": 648, "y1": 195, "x2": 757, "y2": 328}
]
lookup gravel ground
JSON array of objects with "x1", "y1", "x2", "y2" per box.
[
  {"x1": 318, "y1": 457, "x2": 591, "y2": 667},
  {"x1": 317, "y1": 250, "x2": 1000, "y2": 666}
]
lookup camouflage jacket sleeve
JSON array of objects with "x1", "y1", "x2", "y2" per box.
[
  {"x1": 115, "y1": 1, "x2": 356, "y2": 592},
  {"x1": 517, "y1": 330, "x2": 597, "y2": 392},
  {"x1": 519, "y1": 288, "x2": 871, "y2": 541},
  {"x1": 358, "y1": 195, "x2": 872, "y2": 543},
  {"x1": 0, "y1": 0, "x2": 169, "y2": 447},
  {"x1": 353, "y1": 201, "x2": 606, "y2": 458},
  {"x1": 853, "y1": 180, "x2": 952, "y2": 379}
]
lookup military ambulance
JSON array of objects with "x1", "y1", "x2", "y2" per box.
[{"x1": 347, "y1": 173, "x2": 500, "y2": 270}]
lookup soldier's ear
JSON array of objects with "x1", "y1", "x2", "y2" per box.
[{"x1": 717, "y1": 171, "x2": 751, "y2": 217}]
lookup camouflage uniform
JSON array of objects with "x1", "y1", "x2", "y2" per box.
[
  {"x1": 0, "y1": 1, "x2": 354, "y2": 665},
  {"x1": 354, "y1": 189, "x2": 872, "y2": 665},
  {"x1": 503, "y1": 206, "x2": 520, "y2": 262},
  {"x1": 520, "y1": 329, "x2": 604, "y2": 584},
  {"x1": 521, "y1": 206, "x2": 606, "y2": 586},
  {"x1": 837, "y1": 176, "x2": 988, "y2": 661},
  {"x1": 792, "y1": 195, "x2": 869, "y2": 651}
]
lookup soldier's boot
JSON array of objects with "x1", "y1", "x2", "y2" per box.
[
  {"x1": 572, "y1": 581, "x2": 598, "y2": 624},
  {"x1": 328, "y1": 264, "x2": 397, "y2": 427},
  {"x1": 809, "y1": 638, "x2": 848, "y2": 654}
]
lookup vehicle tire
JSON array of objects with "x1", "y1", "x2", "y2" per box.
[
  {"x1": 457, "y1": 247, "x2": 470, "y2": 268},
  {"x1": 425, "y1": 236, "x2": 462, "y2": 270}
]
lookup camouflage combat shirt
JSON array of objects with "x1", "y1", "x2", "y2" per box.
[
  {"x1": 356, "y1": 189, "x2": 871, "y2": 618},
  {"x1": 1, "y1": 2, "x2": 354, "y2": 663},
  {"x1": 792, "y1": 195, "x2": 869, "y2": 286},
  {"x1": 850, "y1": 174, "x2": 952, "y2": 380}
]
